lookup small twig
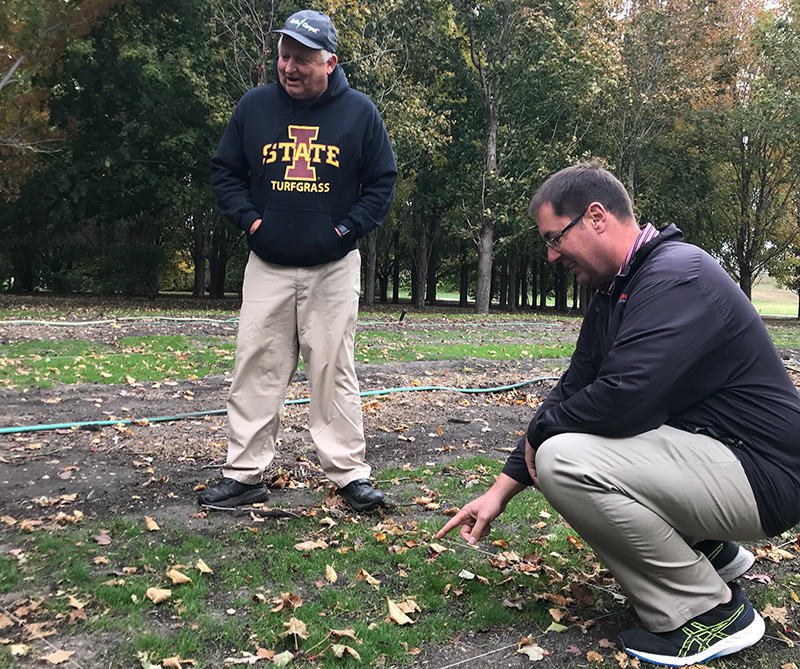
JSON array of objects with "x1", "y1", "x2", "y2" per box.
[{"x1": 201, "y1": 505, "x2": 301, "y2": 518}]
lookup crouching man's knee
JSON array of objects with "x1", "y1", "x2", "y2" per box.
[{"x1": 535, "y1": 433, "x2": 591, "y2": 503}]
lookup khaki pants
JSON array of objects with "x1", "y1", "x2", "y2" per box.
[
  {"x1": 535, "y1": 425, "x2": 767, "y2": 631},
  {"x1": 223, "y1": 250, "x2": 370, "y2": 488}
]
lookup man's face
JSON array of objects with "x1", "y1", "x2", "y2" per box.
[
  {"x1": 278, "y1": 37, "x2": 337, "y2": 100},
  {"x1": 536, "y1": 202, "x2": 615, "y2": 286}
]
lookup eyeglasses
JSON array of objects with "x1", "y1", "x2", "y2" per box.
[{"x1": 543, "y1": 207, "x2": 587, "y2": 249}]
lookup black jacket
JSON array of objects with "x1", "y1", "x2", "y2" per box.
[
  {"x1": 210, "y1": 64, "x2": 397, "y2": 267},
  {"x1": 503, "y1": 225, "x2": 800, "y2": 536}
]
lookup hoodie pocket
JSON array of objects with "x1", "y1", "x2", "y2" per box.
[{"x1": 248, "y1": 209, "x2": 348, "y2": 267}]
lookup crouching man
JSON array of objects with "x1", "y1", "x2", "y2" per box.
[{"x1": 437, "y1": 162, "x2": 800, "y2": 666}]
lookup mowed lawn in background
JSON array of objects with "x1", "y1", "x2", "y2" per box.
[{"x1": 751, "y1": 275, "x2": 799, "y2": 316}]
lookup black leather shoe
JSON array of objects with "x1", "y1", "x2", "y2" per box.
[
  {"x1": 337, "y1": 478, "x2": 386, "y2": 512},
  {"x1": 197, "y1": 477, "x2": 268, "y2": 508}
]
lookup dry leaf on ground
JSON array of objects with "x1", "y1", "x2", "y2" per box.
[
  {"x1": 330, "y1": 644, "x2": 361, "y2": 660},
  {"x1": 294, "y1": 538, "x2": 328, "y2": 551},
  {"x1": 145, "y1": 587, "x2": 172, "y2": 604},
  {"x1": 195, "y1": 558, "x2": 212, "y2": 573},
  {"x1": 167, "y1": 569, "x2": 194, "y2": 585},
  {"x1": 386, "y1": 597, "x2": 415, "y2": 625},
  {"x1": 42, "y1": 649, "x2": 74, "y2": 665}
]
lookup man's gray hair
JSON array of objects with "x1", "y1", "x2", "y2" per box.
[
  {"x1": 277, "y1": 35, "x2": 334, "y2": 63},
  {"x1": 529, "y1": 162, "x2": 635, "y2": 222}
]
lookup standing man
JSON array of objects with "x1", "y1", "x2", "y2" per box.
[
  {"x1": 437, "y1": 163, "x2": 800, "y2": 666},
  {"x1": 201, "y1": 9, "x2": 397, "y2": 512}
]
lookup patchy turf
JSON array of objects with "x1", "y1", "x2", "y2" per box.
[{"x1": 1, "y1": 296, "x2": 799, "y2": 668}]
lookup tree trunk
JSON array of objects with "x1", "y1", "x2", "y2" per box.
[
  {"x1": 425, "y1": 243, "x2": 438, "y2": 306},
  {"x1": 411, "y1": 212, "x2": 427, "y2": 309},
  {"x1": 362, "y1": 229, "x2": 378, "y2": 307},
  {"x1": 498, "y1": 255, "x2": 508, "y2": 309},
  {"x1": 572, "y1": 275, "x2": 578, "y2": 310},
  {"x1": 554, "y1": 265, "x2": 568, "y2": 311},
  {"x1": 508, "y1": 254, "x2": 518, "y2": 312},
  {"x1": 208, "y1": 218, "x2": 233, "y2": 299},
  {"x1": 739, "y1": 269, "x2": 753, "y2": 301},
  {"x1": 190, "y1": 210, "x2": 210, "y2": 298},
  {"x1": 379, "y1": 273, "x2": 388, "y2": 303},
  {"x1": 475, "y1": 222, "x2": 494, "y2": 313},
  {"x1": 459, "y1": 257, "x2": 469, "y2": 307},
  {"x1": 392, "y1": 230, "x2": 400, "y2": 304},
  {"x1": 539, "y1": 260, "x2": 549, "y2": 310}
]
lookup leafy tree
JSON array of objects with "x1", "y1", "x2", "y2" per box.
[{"x1": 700, "y1": 0, "x2": 800, "y2": 298}]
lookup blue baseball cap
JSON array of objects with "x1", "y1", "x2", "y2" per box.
[{"x1": 273, "y1": 10, "x2": 338, "y2": 53}]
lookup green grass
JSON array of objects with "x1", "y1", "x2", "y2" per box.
[
  {"x1": 752, "y1": 275, "x2": 799, "y2": 316},
  {"x1": 0, "y1": 321, "x2": 577, "y2": 390},
  {"x1": 0, "y1": 334, "x2": 237, "y2": 389},
  {"x1": 0, "y1": 458, "x2": 597, "y2": 668}
]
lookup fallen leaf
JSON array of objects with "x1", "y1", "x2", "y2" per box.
[
  {"x1": 145, "y1": 516, "x2": 160, "y2": 532},
  {"x1": 272, "y1": 650, "x2": 294, "y2": 667},
  {"x1": 330, "y1": 644, "x2": 361, "y2": 660},
  {"x1": 278, "y1": 616, "x2": 309, "y2": 648},
  {"x1": 167, "y1": 569, "x2": 194, "y2": 585},
  {"x1": 1, "y1": 516, "x2": 16, "y2": 526},
  {"x1": 145, "y1": 587, "x2": 172, "y2": 604},
  {"x1": 220, "y1": 652, "x2": 261, "y2": 665},
  {"x1": 294, "y1": 539, "x2": 328, "y2": 552},
  {"x1": 195, "y1": 559, "x2": 212, "y2": 574},
  {"x1": 762, "y1": 603, "x2": 789, "y2": 625},
  {"x1": 356, "y1": 568, "x2": 381, "y2": 587},
  {"x1": 93, "y1": 556, "x2": 109, "y2": 564},
  {"x1": 68, "y1": 596, "x2": 86, "y2": 609},
  {"x1": 516, "y1": 644, "x2": 546, "y2": 660},
  {"x1": 546, "y1": 622, "x2": 568, "y2": 633},
  {"x1": 329, "y1": 627, "x2": 360, "y2": 642},
  {"x1": 325, "y1": 564, "x2": 337, "y2": 583},
  {"x1": 68, "y1": 609, "x2": 87, "y2": 624},
  {"x1": 566, "y1": 535, "x2": 584, "y2": 549},
  {"x1": 743, "y1": 573, "x2": 772, "y2": 584},
  {"x1": 9, "y1": 644, "x2": 29, "y2": 657},
  {"x1": 614, "y1": 651, "x2": 641, "y2": 667},
  {"x1": 754, "y1": 544, "x2": 795, "y2": 562},
  {"x1": 91, "y1": 531, "x2": 112, "y2": 545},
  {"x1": 386, "y1": 597, "x2": 414, "y2": 625},
  {"x1": 0, "y1": 613, "x2": 13, "y2": 629},
  {"x1": 569, "y1": 581, "x2": 595, "y2": 606},
  {"x1": 587, "y1": 649, "x2": 603, "y2": 663},
  {"x1": 270, "y1": 592, "x2": 302, "y2": 612},
  {"x1": 43, "y1": 649, "x2": 74, "y2": 665}
]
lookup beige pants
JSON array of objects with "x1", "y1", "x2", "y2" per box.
[
  {"x1": 535, "y1": 425, "x2": 767, "y2": 631},
  {"x1": 223, "y1": 250, "x2": 370, "y2": 488}
]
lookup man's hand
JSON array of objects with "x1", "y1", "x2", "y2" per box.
[
  {"x1": 434, "y1": 473, "x2": 527, "y2": 545},
  {"x1": 249, "y1": 218, "x2": 262, "y2": 235},
  {"x1": 524, "y1": 438, "x2": 540, "y2": 489}
]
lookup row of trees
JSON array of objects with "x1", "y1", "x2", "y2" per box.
[{"x1": 2, "y1": 0, "x2": 800, "y2": 314}]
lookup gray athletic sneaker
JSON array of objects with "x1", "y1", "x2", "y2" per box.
[{"x1": 618, "y1": 582, "x2": 765, "y2": 667}]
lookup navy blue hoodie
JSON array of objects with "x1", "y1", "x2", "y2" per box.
[
  {"x1": 503, "y1": 226, "x2": 800, "y2": 537},
  {"x1": 210, "y1": 63, "x2": 397, "y2": 267}
]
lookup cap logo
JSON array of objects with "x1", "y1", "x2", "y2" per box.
[{"x1": 290, "y1": 17, "x2": 321, "y2": 34}]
